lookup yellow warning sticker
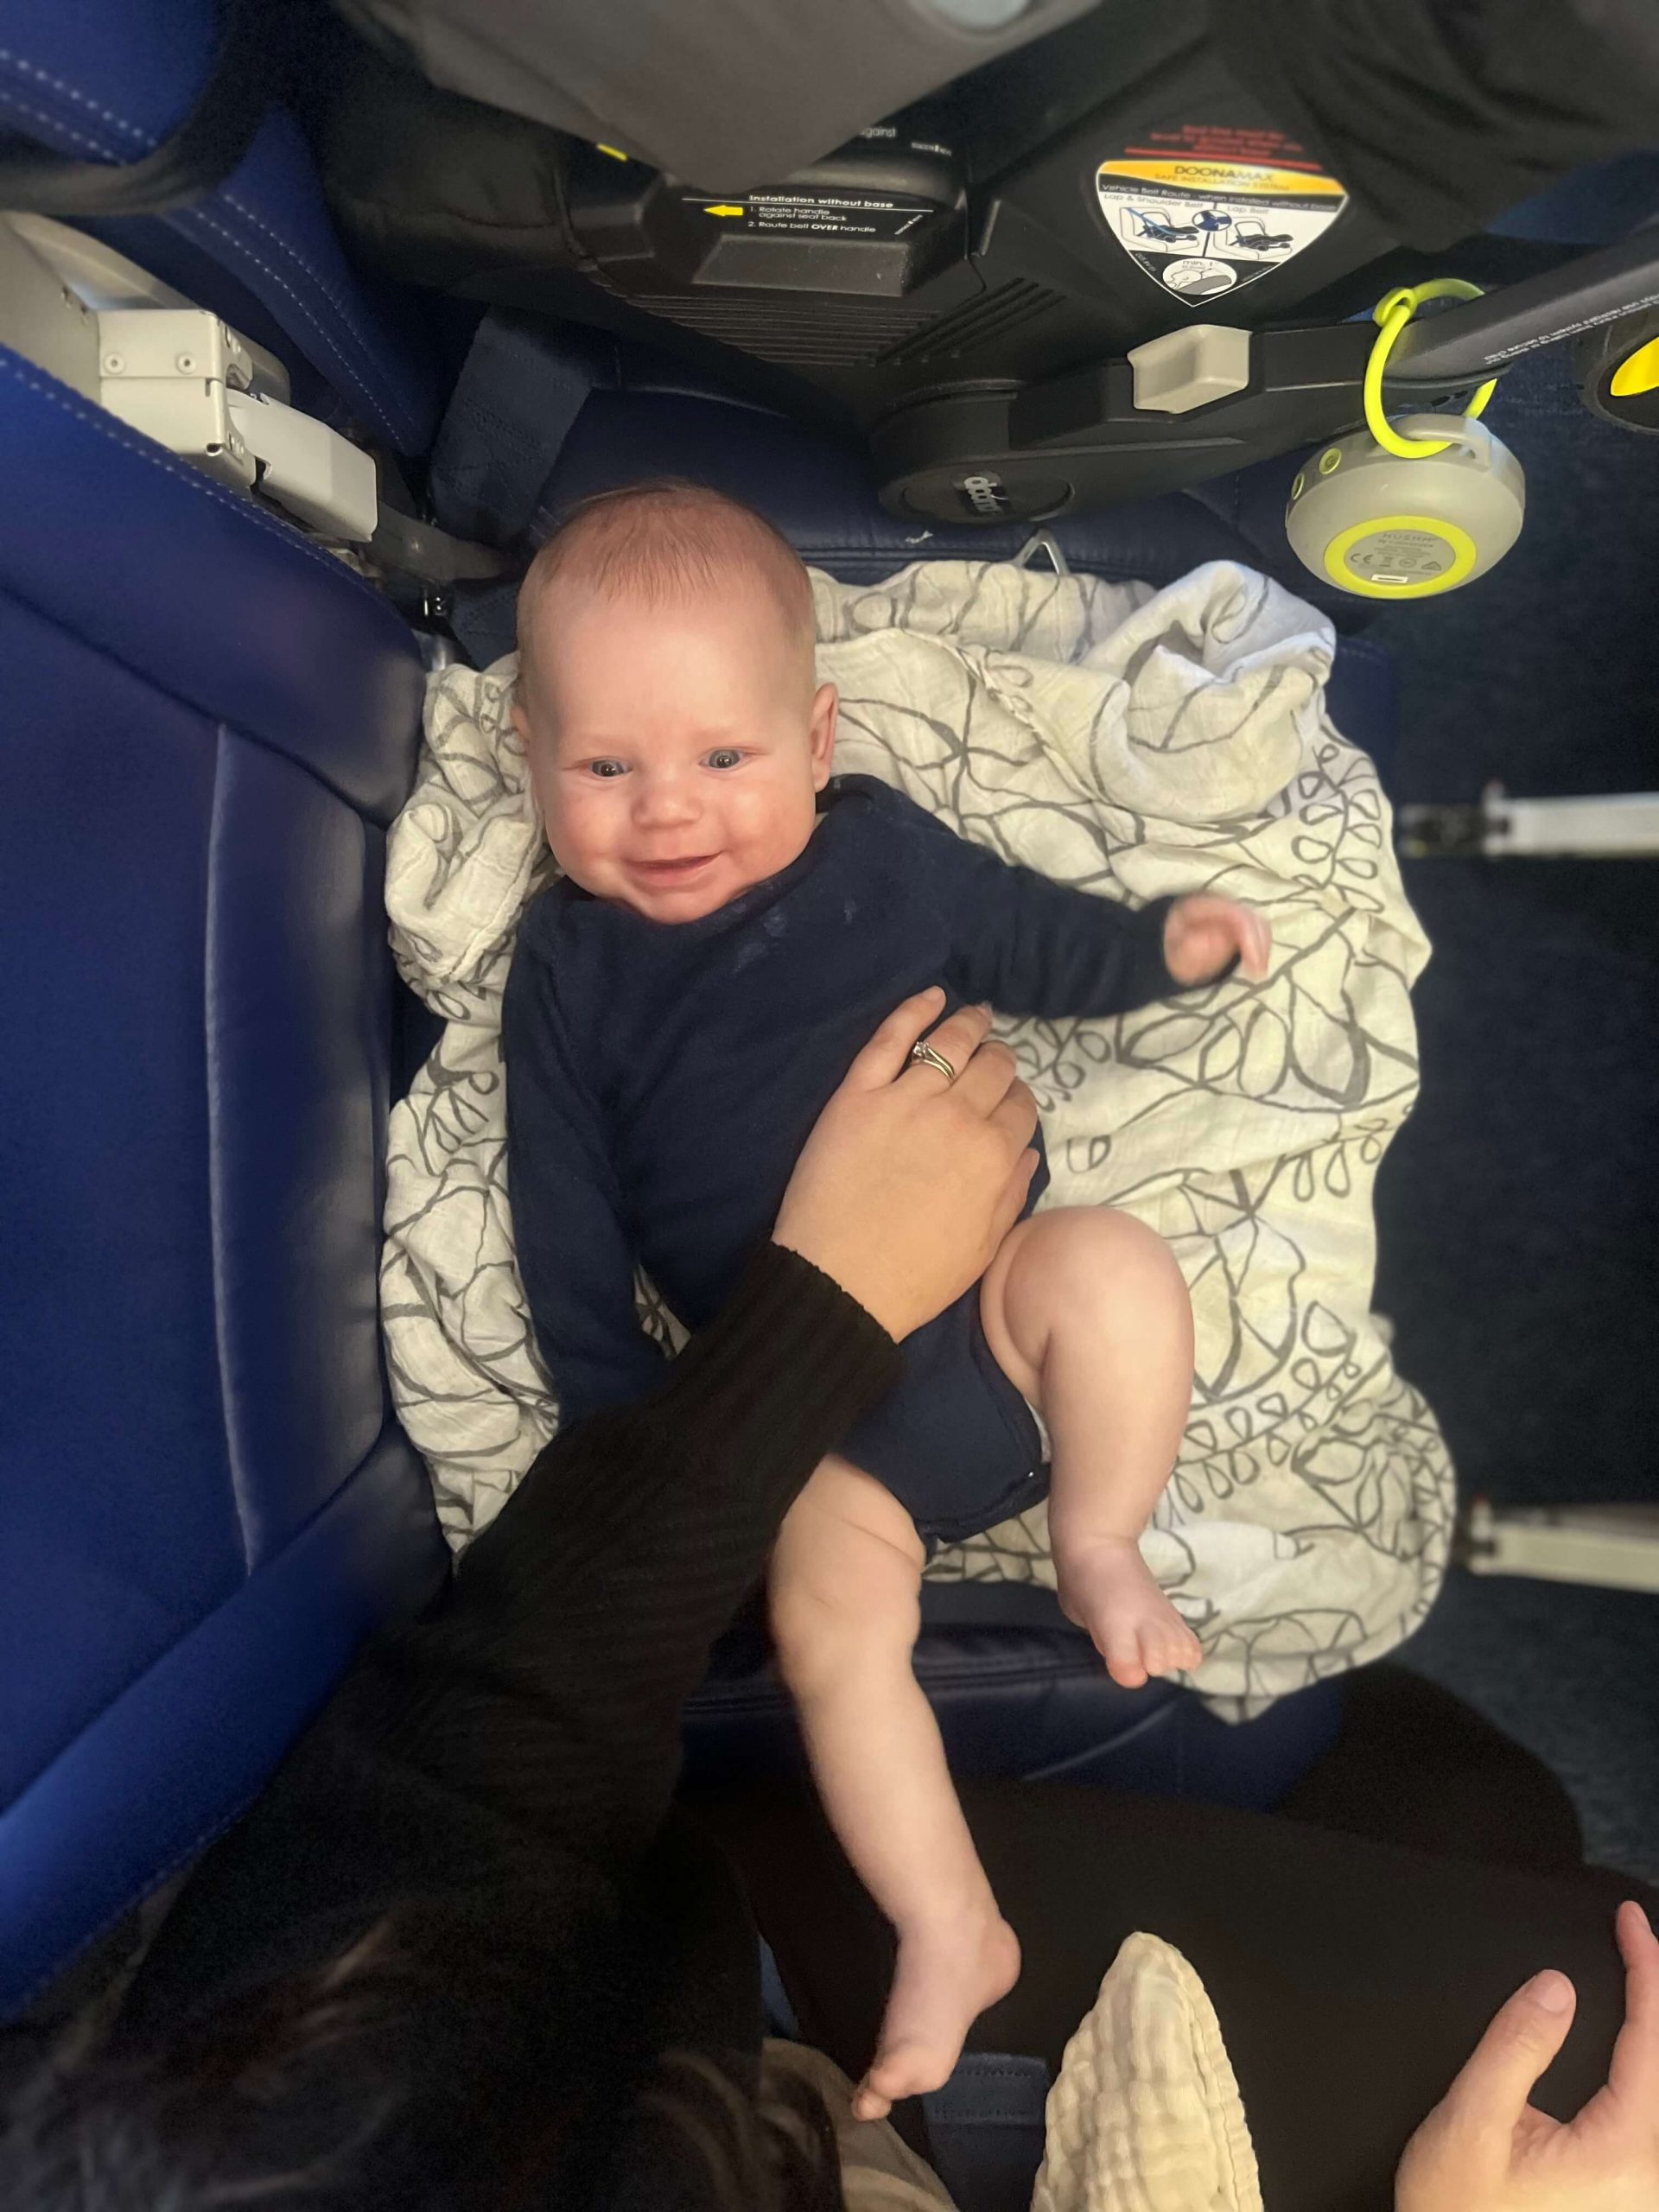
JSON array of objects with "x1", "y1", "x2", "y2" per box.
[
  {"x1": 1096, "y1": 151, "x2": 1348, "y2": 302},
  {"x1": 1099, "y1": 158, "x2": 1344, "y2": 199}
]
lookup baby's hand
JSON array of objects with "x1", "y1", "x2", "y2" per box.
[{"x1": 1163, "y1": 896, "x2": 1272, "y2": 986}]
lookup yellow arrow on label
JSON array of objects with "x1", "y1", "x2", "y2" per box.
[
  {"x1": 703, "y1": 204, "x2": 746, "y2": 218},
  {"x1": 1611, "y1": 334, "x2": 1659, "y2": 397}
]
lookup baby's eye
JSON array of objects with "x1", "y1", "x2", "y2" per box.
[
  {"x1": 585, "y1": 759, "x2": 627, "y2": 779},
  {"x1": 706, "y1": 748, "x2": 744, "y2": 771}
]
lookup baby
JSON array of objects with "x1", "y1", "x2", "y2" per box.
[{"x1": 503, "y1": 482, "x2": 1271, "y2": 2120}]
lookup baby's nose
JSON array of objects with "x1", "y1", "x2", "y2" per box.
[{"x1": 634, "y1": 772, "x2": 701, "y2": 823}]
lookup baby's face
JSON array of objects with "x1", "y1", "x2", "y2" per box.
[{"x1": 516, "y1": 585, "x2": 836, "y2": 923}]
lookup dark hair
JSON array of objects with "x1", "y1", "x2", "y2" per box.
[{"x1": 0, "y1": 1919, "x2": 844, "y2": 2212}]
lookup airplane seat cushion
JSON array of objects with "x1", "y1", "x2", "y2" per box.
[
  {"x1": 0, "y1": 0, "x2": 445, "y2": 449},
  {"x1": 0, "y1": 344, "x2": 448, "y2": 2016}
]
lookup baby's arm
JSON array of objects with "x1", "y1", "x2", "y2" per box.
[
  {"x1": 912, "y1": 809, "x2": 1264, "y2": 1017},
  {"x1": 503, "y1": 935, "x2": 670, "y2": 1430}
]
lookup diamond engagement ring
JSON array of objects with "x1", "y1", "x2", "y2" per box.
[{"x1": 908, "y1": 1041, "x2": 957, "y2": 1081}]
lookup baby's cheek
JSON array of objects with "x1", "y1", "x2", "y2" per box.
[
  {"x1": 734, "y1": 784, "x2": 817, "y2": 865},
  {"x1": 541, "y1": 793, "x2": 605, "y2": 880}
]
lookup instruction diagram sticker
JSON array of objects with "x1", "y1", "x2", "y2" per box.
[{"x1": 1094, "y1": 132, "x2": 1346, "y2": 302}]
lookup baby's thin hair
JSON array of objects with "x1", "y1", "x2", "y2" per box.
[{"x1": 517, "y1": 479, "x2": 815, "y2": 687}]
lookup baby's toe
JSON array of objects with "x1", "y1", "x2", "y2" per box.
[
  {"x1": 1103, "y1": 1628, "x2": 1150, "y2": 1688},
  {"x1": 1144, "y1": 1620, "x2": 1201, "y2": 1677},
  {"x1": 852, "y1": 2079, "x2": 895, "y2": 2124},
  {"x1": 858, "y1": 2044, "x2": 947, "y2": 2120}
]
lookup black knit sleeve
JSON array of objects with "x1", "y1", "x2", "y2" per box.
[
  {"x1": 120, "y1": 1243, "x2": 903, "y2": 2030},
  {"x1": 400, "y1": 1243, "x2": 899, "y2": 1861}
]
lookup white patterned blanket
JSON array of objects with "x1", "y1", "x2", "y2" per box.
[{"x1": 383, "y1": 559, "x2": 1452, "y2": 1707}]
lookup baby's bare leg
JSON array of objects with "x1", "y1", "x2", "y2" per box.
[
  {"x1": 770, "y1": 1455, "x2": 1020, "y2": 2122},
  {"x1": 980, "y1": 1207, "x2": 1202, "y2": 1688}
]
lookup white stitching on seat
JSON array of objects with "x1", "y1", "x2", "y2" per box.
[
  {"x1": 0, "y1": 82, "x2": 112, "y2": 158},
  {"x1": 181, "y1": 207, "x2": 405, "y2": 445},
  {"x1": 0, "y1": 350, "x2": 394, "y2": 604},
  {"x1": 0, "y1": 53, "x2": 417, "y2": 446},
  {"x1": 222, "y1": 190, "x2": 404, "y2": 373},
  {"x1": 0, "y1": 44, "x2": 156, "y2": 144}
]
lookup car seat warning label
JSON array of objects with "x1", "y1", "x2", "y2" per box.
[
  {"x1": 690, "y1": 193, "x2": 935, "y2": 238},
  {"x1": 1094, "y1": 130, "x2": 1345, "y2": 302}
]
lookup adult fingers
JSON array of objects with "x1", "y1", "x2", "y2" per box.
[
  {"x1": 987, "y1": 1076, "x2": 1040, "y2": 1157},
  {"x1": 1607, "y1": 1900, "x2": 1659, "y2": 2106},
  {"x1": 899, "y1": 1000, "x2": 994, "y2": 1087},
  {"x1": 844, "y1": 988, "x2": 948, "y2": 1089},
  {"x1": 950, "y1": 1033, "x2": 1023, "y2": 1119},
  {"x1": 988, "y1": 1148, "x2": 1042, "y2": 1248},
  {"x1": 1437, "y1": 1970, "x2": 1579, "y2": 2140}
]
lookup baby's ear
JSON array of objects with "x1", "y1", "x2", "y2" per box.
[{"x1": 809, "y1": 680, "x2": 838, "y2": 787}]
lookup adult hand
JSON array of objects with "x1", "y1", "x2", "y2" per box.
[
  {"x1": 1395, "y1": 1899, "x2": 1659, "y2": 2212},
  {"x1": 773, "y1": 989, "x2": 1039, "y2": 1341},
  {"x1": 1164, "y1": 895, "x2": 1272, "y2": 985}
]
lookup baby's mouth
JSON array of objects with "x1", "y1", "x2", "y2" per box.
[{"x1": 632, "y1": 854, "x2": 720, "y2": 881}]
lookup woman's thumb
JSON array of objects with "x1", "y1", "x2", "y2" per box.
[{"x1": 1442, "y1": 1971, "x2": 1578, "y2": 2133}]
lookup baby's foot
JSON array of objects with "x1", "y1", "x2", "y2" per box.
[
  {"x1": 1055, "y1": 1533, "x2": 1203, "y2": 1689},
  {"x1": 852, "y1": 1903, "x2": 1020, "y2": 2124}
]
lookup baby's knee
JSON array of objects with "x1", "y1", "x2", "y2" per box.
[
  {"x1": 1007, "y1": 1213, "x2": 1191, "y2": 1371},
  {"x1": 1019, "y1": 1205, "x2": 1183, "y2": 1306},
  {"x1": 1093, "y1": 1207, "x2": 1186, "y2": 1293}
]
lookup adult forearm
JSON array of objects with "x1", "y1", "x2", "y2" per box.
[
  {"x1": 119, "y1": 996, "x2": 1031, "y2": 2029},
  {"x1": 457, "y1": 1243, "x2": 895, "y2": 1643},
  {"x1": 398, "y1": 1243, "x2": 899, "y2": 1855}
]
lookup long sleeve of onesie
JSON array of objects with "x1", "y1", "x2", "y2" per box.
[{"x1": 882, "y1": 794, "x2": 1180, "y2": 1020}]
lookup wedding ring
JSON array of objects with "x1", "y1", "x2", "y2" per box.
[{"x1": 908, "y1": 1041, "x2": 957, "y2": 1082}]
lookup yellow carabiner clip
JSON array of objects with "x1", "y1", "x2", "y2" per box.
[{"x1": 1363, "y1": 278, "x2": 1499, "y2": 459}]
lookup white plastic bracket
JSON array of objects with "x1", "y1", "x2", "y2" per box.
[
  {"x1": 96, "y1": 307, "x2": 259, "y2": 497},
  {"x1": 1402, "y1": 785, "x2": 1659, "y2": 860},
  {"x1": 1465, "y1": 1501, "x2": 1659, "y2": 1595},
  {"x1": 0, "y1": 219, "x2": 378, "y2": 539},
  {"x1": 97, "y1": 309, "x2": 377, "y2": 537},
  {"x1": 1482, "y1": 790, "x2": 1659, "y2": 858},
  {"x1": 226, "y1": 388, "x2": 379, "y2": 541},
  {"x1": 0, "y1": 215, "x2": 513, "y2": 574},
  {"x1": 1128, "y1": 324, "x2": 1253, "y2": 415}
]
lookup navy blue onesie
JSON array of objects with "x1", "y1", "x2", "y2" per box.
[{"x1": 503, "y1": 775, "x2": 1178, "y2": 1544}]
